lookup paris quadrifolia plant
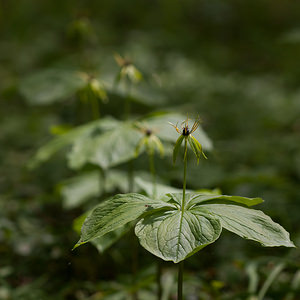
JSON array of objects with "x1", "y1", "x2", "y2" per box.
[
  {"x1": 135, "y1": 122, "x2": 164, "y2": 198},
  {"x1": 74, "y1": 116, "x2": 295, "y2": 300}
]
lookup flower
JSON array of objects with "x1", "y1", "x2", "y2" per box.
[
  {"x1": 169, "y1": 116, "x2": 207, "y2": 164},
  {"x1": 134, "y1": 122, "x2": 164, "y2": 157},
  {"x1": 114, "y1": 53, "x2": 143, "y2": 84}
]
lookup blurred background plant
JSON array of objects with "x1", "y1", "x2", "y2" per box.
[{"x1": 1, "y1": 0, "x2": 299, "y2": 299}]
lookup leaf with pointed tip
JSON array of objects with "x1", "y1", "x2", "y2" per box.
[
  {"x1": 135, "y1": 208, "x2": 221, "y2": 263},
  {"x1": 184, "y1": 193, "x2": 263, "y2": 209},
  {"x1": 188, "y1": 135, "x2": 207, "y2": 163},
  {"x1": 73, "y1": 210, "x2": 132, "y2": 253},
  {"x1": 198, "y1": 204, "x2": 295, "y2": 248},
  {"x1": 74, "y1": 193, "x2": 174, "y2": 248},
  {"x1": 173, "y1": 135, "x2": 184, "y2": 164}
]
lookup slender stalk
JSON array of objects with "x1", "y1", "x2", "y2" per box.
[
  {"x1": 149, "y1": 152, "x2": 156, "y2": 199},
  {"x1": 90, "y1": 92, "x2": 100, "y2": 119},
  {"x1": 128, "y1": 160, "x2": 134, "y2": 192},
  {"x1": 98, "y1": 166, "x2": 106, "y2": 198},
  {"x1": 156, "y1": 259, "x2": 162, "y2": 300},
  {"x1": 182, "y1": 138, "x2": 188, "y2": 210},
  {"x1": 124, "y1": 79, "x2": 132, "y2": 120},
  {"x1": 131, "y1": 233, "x2": 138, "y2": 300},
  {"x1": 178, "y1": 261, "x2": 184, "y2": 300},
  {"x1": 149, "y1": 153, "x2": 161, "y2": 300},
  {"x1": 178, "y1": 138, "x2": 188, "y2": 300}
]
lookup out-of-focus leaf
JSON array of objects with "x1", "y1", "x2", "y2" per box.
[
  {"x1": 60, "y1": 169, "x2": 128, "y2": 209},
  {"x1": 29, "y1": 117, "x2": 120, "y2": 168},
  {"x1": 19, "y1": 69, "x2": 86, "y2": 105},
  {"x1": 68, "y1": 122, "x2": 144, "y2": 169},
  {"x1": 135, "y1": 177, "x2": 186, "y2": 200}
]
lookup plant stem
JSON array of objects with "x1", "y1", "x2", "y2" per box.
[
  {"x1": 156, "y1": 260, "x2": 162, "y2": 300},
  {"x1": 124, "y1": 79, "x2": 132, "y2": 120},
  {"x1": 178, "y1": 261, "x2": 184, "y2": 300},
  {"x1": 128, "y1": 160, "x2": 134, "y2": 192},
  {"x1": 177, "y1": 138, "x2": 188, "y2": 300},
  {"x1": 149, "y1": 152, "x2": 156, "y2": 198},
  {"x1": 182, "y1": 138, "x2": 188, "y2": 211},
  {"x1": 90, "y1": 91, "x2": 100, "y2": 119}
]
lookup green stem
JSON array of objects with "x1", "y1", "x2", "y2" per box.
[
  {"x1": 149, "y1": 152, "x2": 156, "y2": 199},
  {"x1": 99, "y1": 166, "x2": 105, "y2": 198},
  {"x1": 182, "y1": 138, "x2": 188, "y2": 211},
  {"x1": 177, "y1": 138, "x2": 188, "y2": 300},
  {"x1": 128, "y1": 160, "x2": 134, "y2": 192},
  {"x1": 178, "y1": 261, "x2": 184, "y2": 300},
  {"x1": 90, "y1": 89, "x2": 100, "y2": 120},
  {"x1": 156, "y1": 260, "x2": 162, "y2": 300},
  {"x1": 124, "y1": 79, "x2": 132, "y2": 120}
]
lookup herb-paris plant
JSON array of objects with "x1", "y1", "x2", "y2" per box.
[{"x1": 74, "y1": 116, "x2": 294, "y2": 299}]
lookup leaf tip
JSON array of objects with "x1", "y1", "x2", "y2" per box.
[{"x1": 72, "y1": 239, "x2": 85, "y2": 251}]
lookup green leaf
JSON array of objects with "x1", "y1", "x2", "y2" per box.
[
  {"x1": 60, "y1": 171, "x2": 100, "y2": 209},
  {"x1": 126, "y1": 65, "x2": 143, "y2": 83},
  {"x1": 68, "y1": 122, "x2": 143, "y2": 169},
  {"x1": 59, "y1": 169, "x2": 128, "y2": 209},
  {"x1": 173, "y1": 135, "x2": 184, "y2": 164},
  {"x1": 73, "y1": 210, "x2": 131, "y2": 253},
  {"x1": 188, "y1": 135, "x2": 207, "y2": 163},
  {"x1": 135, "y1": 177, "x2": 188, "y2": 200},
  {"x1": 150, "y1": 135, "x2": 164, "y2": 157},
  {"x1": 29, "y1": 117, "x2": 119, "y2": 168},
  {"x1": 199, "y1": 204, "x2": 295, "y2": 247},
  {"x1": 185, "y1": 193, "x2": 264, "y2": 208},
  {"x1": 135, "y1": 208, "x2": 221, "y2": 263},
  {"x1": 135, "y1": 137, "x2": 147, "y2": 157},
  {"x1": 19, "y1": 69, "x2": 86, "y2": 105},
  {"x1": 91, "y1": 225, "x2": 132, "y2": 253},
  {"x1": 74, "y1": 193, "x2": 174, "y2": 248}
]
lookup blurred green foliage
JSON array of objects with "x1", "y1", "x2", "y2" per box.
[{"x1": 1, "y1": 0, "x2": 299, "y2": 299}]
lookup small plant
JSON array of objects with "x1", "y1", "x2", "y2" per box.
[{"x1": 74, "y1": 116, "x2": 294, "y2": 300}]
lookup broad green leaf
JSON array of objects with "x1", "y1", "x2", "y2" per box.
[
  {"x1": 135, "y1": 208, "x2": 221, "y2": 263},
  {"x1": 173, "y1": 135, "x2": 184, "y2": 164},
  {"x1": 19, "y1": 69, "x2": 86, "y2": 105},
  {"x1": 59, "y1": 169, "x2": 128, "y2": 209},
  {"x1": 199, "y1": 204, "x2": 295, "y2": 247},
  {"x1": 29, "y1": 117, "x2": 119, "y2": 168},
  {"x1": 73, "y1": 210, "x2": 131, "y2": 253},
  {"x1": 74, "y1": 193, "x2": 174, "y2": 248},
  {"x1": 68, "y1": 122, "x2": 143, "y2": 169}
]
